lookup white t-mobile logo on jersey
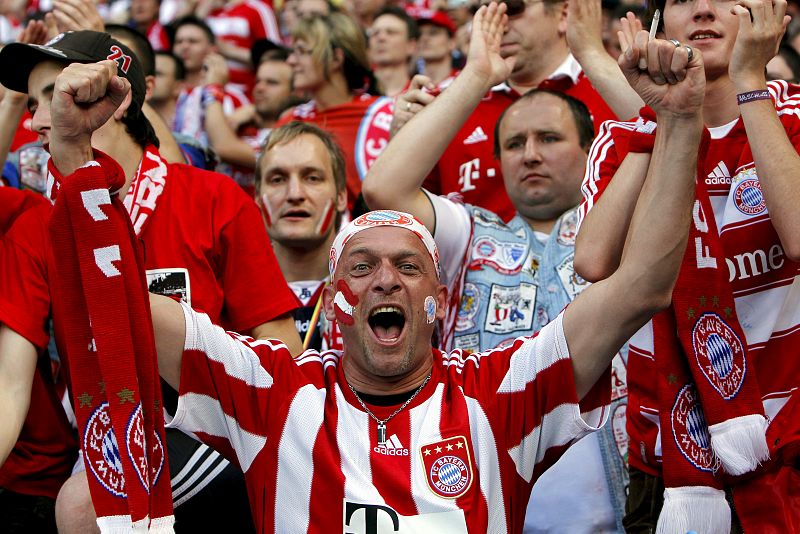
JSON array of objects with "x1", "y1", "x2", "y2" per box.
[
  {"x1": 374, "y1": 434, "x2": 409, "y2": 455},
  {"x1": 458, "y1": 158, "x2": 496, "y2": 193}
]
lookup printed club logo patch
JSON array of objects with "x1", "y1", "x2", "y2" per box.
[
  {"x1": 671, "y1": 385, "x2": 719, "y2": 473},
  {"x1": 354, "y1": 211, "x2": 413, "y2": 227},
  {"x1": 420, "y1": 436, "x2": 473, "y2": 499},
  {"x1": 84, "y1": 402, "x2": 127, "y2": 497},
  {"x1": 469, "y1": 236, "x2": 527, "y2": 274},
  {"x1": 733, "y1": 177, "x2": 766, "y2": 216},
  {"x1": 692, "y1": 313, "x2": 746, "y2": 399},
  {"x1": 126, "y1": 404, "x2": 165, "y2": 492},
  {"x1": 456, "y1": 283, "x2": 480, "y2": 332}
]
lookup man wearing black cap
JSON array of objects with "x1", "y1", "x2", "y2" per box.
[{"x1": 0, "y1": 30, "x2": 300, "y2": 532}]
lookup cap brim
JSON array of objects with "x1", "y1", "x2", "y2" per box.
[{"x1": 0, "y1": 42, "x2": 97, "y2": 94}]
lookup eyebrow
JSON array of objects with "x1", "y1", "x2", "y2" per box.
[
  {"x1": 504, "y1": 129, "x2": 561, "y2": 140},
  {"x1": 264, "y1": 165, "x2": 328, "y2": 176},
  {"x1": 27, "y1": 83, "x2": 55, "y2": 112},
  {"x1": 347, "y1": 247, "x2": 425, "y2": 262}
]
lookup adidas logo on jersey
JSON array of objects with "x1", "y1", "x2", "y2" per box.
[
  {"x1": 463, "y1": 126, "x2": 488, "y2": 145},
  {"x1": 374, "y1": 434, "x2": 409, "y2": 456},
  {"x1": 706, "y1": 161, "x2": 732, "y2": 185}
]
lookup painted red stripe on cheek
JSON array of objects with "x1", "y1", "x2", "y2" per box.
[{"x1": 334, "y1": 280, "x2": 358, "y2": 326}]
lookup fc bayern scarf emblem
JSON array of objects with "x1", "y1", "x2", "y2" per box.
[{"x1": 420, "y1": 436, "x2": 473, "y2": 499}]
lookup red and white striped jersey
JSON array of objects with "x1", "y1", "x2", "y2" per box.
[
  {"x1": 170, "y1": 305, "x2": 609, "y2": 533},
  {"x1": 578, "y1": 79, "x2": 800, "y2": 474},
  {"x1": 208, "y1": 0, "x2": 281, "y2": 93}
]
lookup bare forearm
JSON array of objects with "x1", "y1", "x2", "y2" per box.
[
  {"x1": 150, "y1": 293, "x2": 186, "y2": 391},
  {"x1": 738, "y1": 95, "x2": 800, "y2": 259},
  {"x1": 363, "y1": 66, "x2": 489, "y2": 221},
  {"x1": 575, "y1": 152, "x2": 650, "y2": 281},
  {"x1": 575, "y1": 49, "x2": 644, "y2": 120},
  {"x1": 205, "y1": 101, "x2": 257, "y2": 169},
  {"x1": 0, "y1": 92, "x2": 26, "y2": 171},
  {"x1": 0, "y1": 326, "x2": 37, "y2": 468},
  {"x1": 250, "y1": 315, "x2": 303, "y2": 356},
  {"x1": 217, "y1": 41, "x2": 252, "y2": 66}
]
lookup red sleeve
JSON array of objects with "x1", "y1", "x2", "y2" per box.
[
  {"x1": 214, "y1": 180, "x2": 297, "y2": 332},
  {"x1": 576, "y1": 120, "x2": 639, "y2": 230},
  {"x1": 0, "y1": 188, "x2": 48, "y2": 236},
  {"x1": 0, "y1": 204, "x2": 53, "y2": 349}
]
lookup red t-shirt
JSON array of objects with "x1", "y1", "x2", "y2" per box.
[
  {"x1": 0, "y1": 153, "x2": 297, "y2": 497},
  {"x1": 423, "y1": 68, "x2": 616, "y2": 222},
  {"x1": 278, "y1": 95, "x2": 394, "y2": 212}
]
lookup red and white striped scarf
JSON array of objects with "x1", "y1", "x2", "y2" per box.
[
  {"x1": 614, "y1": 110, "x2": 769, "y2": 534},
  {"x1": 48, "y1": 149, "x2": 173, "y2": 532}
]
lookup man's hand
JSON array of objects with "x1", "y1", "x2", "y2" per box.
[
  {"x1": 18, "y1": 18, "x2": 57, "y2": 46},
  {"x1": 566, "y1": 0, "x2": 605, "y2": 60},
  {"x1": 462, "y1": 2, "x2": 516, "y2": 91},
  {"x1": 203, "y1": 53, "x2": 230, "y2": 87},
  {"x1": 49, "y1": 60, "x2": 131, "y2": 174},
  {"x1": 618, "y1": 29, "x2": 705, "y2": 118},
  {"x1": 729, "y1": 0, "x2": 790, "y2": 88},
  {"x1": 52, "y1": 0, "x2": 105, "y2": 33},
  {"x1": 390, "y1": 74, "x2": 437, "y2": 137}
]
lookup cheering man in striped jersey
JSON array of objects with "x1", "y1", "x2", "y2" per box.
[{"x1": 52, "y1": 3, "x2": 705, "y2": 532}]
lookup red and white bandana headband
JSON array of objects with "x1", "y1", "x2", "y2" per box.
[{"x1": 329, "y1": 210, "x2": 439, "y2": 276}]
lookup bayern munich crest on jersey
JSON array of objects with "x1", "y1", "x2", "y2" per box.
[
  {"x1": 733, "y1": 171, "x2": 766, "y2": 216},
  {"x1": 84, "y1": 402, "x2": 127, "y2": 497},
  {"x1": 420, "y1": 436, "x2": 473, "y2": 499},
  {"x1": 671, "y1": 385, "x2": 719, "y2": 472},
  {"x1": 691, "y1": 313, "x2": 746, "y2": 399},
  {"x1": 126, "y1": 404, "x2": 165, "y2": 492}
]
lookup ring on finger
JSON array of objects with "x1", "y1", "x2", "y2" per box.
[
  {"x1": 685, "y1": 45, "x2": 693, "y2": 63},
  {"x1": 406, "y1": 101, "x2": 411, "y2": 111},
  {"x1": 669, "y1": 38, "x2": 680, "y2": 47}
]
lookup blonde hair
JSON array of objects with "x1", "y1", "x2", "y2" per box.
[{"x1": 291, "y1": 13, "x2": 373, "y2": 92}]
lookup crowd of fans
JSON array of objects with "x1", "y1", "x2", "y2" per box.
[{"x1": 0, "y1": 0, "x2": 799, "y2": 531}]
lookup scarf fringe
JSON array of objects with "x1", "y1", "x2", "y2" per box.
[
  {"x1": 148, "y1": 516, "x2": 176, "y2": 533},
  {"x1": 656, "y1": 486, "x2": 731, "y2": 534},
  {"x1": 709, "y1": 414, "x2": 770, "y2": 475},
  {"x1": 96, "y1": 515, "x2": 175, "y2": 533}
]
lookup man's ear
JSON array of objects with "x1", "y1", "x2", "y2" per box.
[
  {"x1": 144, "y1": 74, "x2": 155, "y2": 100},
  {"x1": 557, "y1": 1, "x2": 569, "y2": 36},
  {"x1": 323, "y1": 283, "x2": 336, "y2": 321},
  {"x1": 435, "y1": 283, "x2": 448, "y2": 321},
  {"x1": 335, "y1": 187, "x2": 347, "y2": 214},
  {"x1": 113, "y1": 89, "x2": 134, "y2": 121}
]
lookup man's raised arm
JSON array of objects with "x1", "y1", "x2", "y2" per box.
[
  {"x1": 362, "y1": 2, "x2": 515, "y2": 232},
  {"x1": 565, "y1": 36, "x2": 705, "y2": 398}
]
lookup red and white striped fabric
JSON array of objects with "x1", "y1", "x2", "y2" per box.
[
  {"x1": 578, "y1": 79, "x2": 800, "y2": 479},
  {"x1": 207, "y1": 0, "x2": 281, "y2": 94},
  {"x1": 170, "y1": 305, "x2": 609, "y2": 533}
]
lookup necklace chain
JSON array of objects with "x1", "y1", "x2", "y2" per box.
[{"x1": 348, "y1": 371, "x2": 432, "y2": 442}]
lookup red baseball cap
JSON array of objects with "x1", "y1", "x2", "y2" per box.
[{"x1": 407, "y1": 7, "x2": 457, "y2": 35}]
